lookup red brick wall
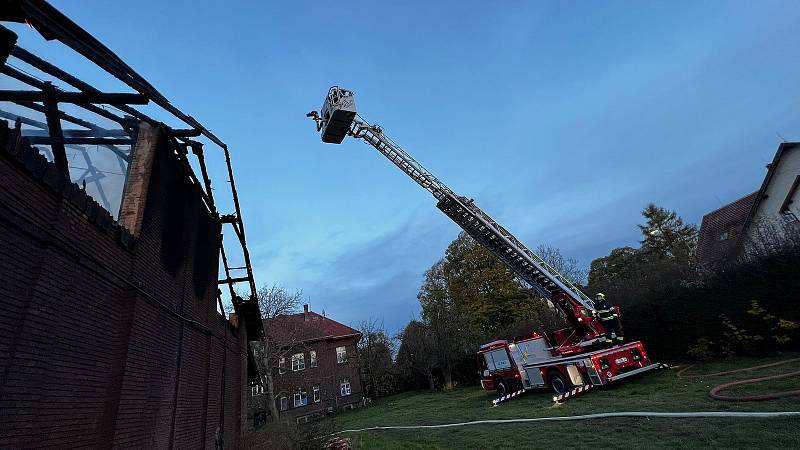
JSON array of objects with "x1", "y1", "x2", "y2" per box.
[
  {"x1": 263, "y1": 336, "x2": 363, "y2": 421},
  {"x1": 0, "y1": 120, "x2": 247, "y2": 449}
]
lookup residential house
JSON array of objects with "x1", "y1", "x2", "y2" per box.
[
  {"x1": 697, "y1": 142, "x2": 800, "y2": 269},
  {"x1": 250, "y1": 305, "x2": 363, "y2": 424},
  {"x1": 696, "y1": 192, "x2": 758, "y2": 269}
]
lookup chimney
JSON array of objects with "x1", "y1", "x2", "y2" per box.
[{"x1": 303, "y1": 304, "x2": 309, "y2": 321}]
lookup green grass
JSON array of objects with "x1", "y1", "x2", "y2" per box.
[{"x1": 331, "y1": 354, "x2": 800, "y2": 449}]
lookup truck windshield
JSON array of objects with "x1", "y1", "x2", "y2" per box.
[{"x1": 483, "y1": 349, "x2": 512, "y2": 371}]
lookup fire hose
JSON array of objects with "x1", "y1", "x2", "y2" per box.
[
  {"x1": 330, "y1": 411, "x2": 800, "y2": 435},
  {"x1": 676, "y1": 357, "x2": 800, "y2": 401}
]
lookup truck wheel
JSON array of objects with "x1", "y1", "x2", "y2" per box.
[
  {"x1": 495, "y1": 379, "x2": 508, "y2": 396},
  {"x1": 548, "y1": 371, "x2": 570, "y2": 395}
]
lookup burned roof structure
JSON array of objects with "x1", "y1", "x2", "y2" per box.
[{"x1": 0, "y1": 0, "x2": 262, "y2": 338}]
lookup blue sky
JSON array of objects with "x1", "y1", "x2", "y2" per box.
[{"x1": 7, "y1": 1, "x2": 800, "y2": 334}]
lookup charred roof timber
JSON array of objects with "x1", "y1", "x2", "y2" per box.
[{"x1": 0, "y1": 0, "x2": 262, "y2": 339}]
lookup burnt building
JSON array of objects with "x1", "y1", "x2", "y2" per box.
[
  {"x1": 251, "y1": 305, "x2": 363, "y2": 423},
  {"x1": 0, "y1": 2, "x2": 262, "y2": 448}
]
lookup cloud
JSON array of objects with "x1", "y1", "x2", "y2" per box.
[{"x1": 296, "y1": 209, "x2": 456, "y2": 333}]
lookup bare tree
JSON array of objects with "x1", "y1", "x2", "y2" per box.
[
  {"x1": 535, "y1": 244, "x2": 587, "y2": 285},
  {"x1": 356, "y1": 318, "x2": 396, "y2": 398},
  {"x1": 249, "y1": 285, "x2": 303, "y2": 422}
]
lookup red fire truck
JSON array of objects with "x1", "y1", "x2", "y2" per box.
[
  {"x1": 308, "y1": 87, "x2": 661, "y2": 403},
  {"x1": 478, "y1": 332, "x2": 654, "y2": 398}
]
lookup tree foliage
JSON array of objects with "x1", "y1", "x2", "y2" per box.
[
  {"x1": 395, "y1": 320, "x2": 437, "y2": 391},
  {"x1": 588, "y1": 204, "x2": 698, "y2": 306},
  {"x1": 396, "y1": 233, "x2": 578, "y2": 391},
  {"x1": 357, "y1": 318, "x2": 396, "y2": 398},
  {"x1": 638, "y1": 203, "x2": 698, "y2": 264},
  {"x1": 442, "y1": 233, "x2": 540, "y2": 336}
]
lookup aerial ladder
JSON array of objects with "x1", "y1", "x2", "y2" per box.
[
  {"x1": 307, "y1": 86, "x2": 604, "y2": 356},
  {"x1": 308, "y1": 87, "x2": 661, "y2": 399}
]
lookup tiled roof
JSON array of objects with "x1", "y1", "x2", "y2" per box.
[
  {"x1": 264, "y1": 310, "x2": 360, "y2": 347},
  {"x1": 696, "y1": 191, "x2": 758, "y2": 268}
]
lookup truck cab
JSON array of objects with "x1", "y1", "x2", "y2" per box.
[{"x1": 478, "y1": 332, "x2": 552, "y2": 395}]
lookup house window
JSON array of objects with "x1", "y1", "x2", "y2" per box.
[
  {"x1": 313, "y1": 385, "x2": 320, "y2": 403},
  {"x1": 340, "y1": 379, "x2": 351, "y2": 397},
  {"x1": 291, "y1": 353, "x2": 305, "y2": 371},
  {"x1": 294, "y1": 389, "x2": 308, "y2": 408},
  {"x1": 280, "y1": 396, "x2": 288, "y2": 411},
  {"x1": 279, "y1": 357, "x2": 286, "y2": 374},
  {"x1": 717, "y1": 231, "x2": 729, "y2": 241},
  {"x1": 336, "y1": 346, "x2": 348, "y2": 364},
  {"x1": 251, "y1": 383, "x2": 265, "y2": 396},
  {"x1": 310, "y1": 350, "x2": 317, "y2": 368}
]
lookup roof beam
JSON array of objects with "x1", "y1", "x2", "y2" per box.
[
  {"x1": 22, "y1": 128, "x2": 129, "y2": 137},
  {"x1": 0, "y1": 89, "x2": 148, "y2": 104},
  {"x1": 27, "y1": 136, "x2": 134, "y2": 145}
]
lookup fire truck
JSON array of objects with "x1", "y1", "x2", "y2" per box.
[{"x1": 307, "y1": 87, "x2": 661, "y2": 401}]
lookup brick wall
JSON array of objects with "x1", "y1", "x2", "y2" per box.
[
  {"x1": 253, "y1": 336, "x2": 363, "y2": 423},
  {"x1": 0, "y1": 119, "x2": 248, "y2": 449}
]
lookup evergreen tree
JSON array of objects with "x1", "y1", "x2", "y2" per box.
[{"x1": 638, "y1": 203, "x2": 698, "y2": 264}]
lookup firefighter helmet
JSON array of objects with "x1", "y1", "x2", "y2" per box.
[{"x1": 595, "y1": 292, "x2": 606, "y2": 300}]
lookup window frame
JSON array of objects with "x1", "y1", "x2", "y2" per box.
[
  {"x1": 291, "y1": 352, "x2": 306, "y2": 371},
  {"x1": 340, "y1": 378, "x2": 351, "y2": 397},
  {"x1": 313, "y1": 385, "x2": 320, "y2": 403},
  {"x1": 310, "y1": 350, "x2": 317, "y2": 368},
  {"x1": 336, "y1": 346, "x2": 348, "y2": 364},
  {"x1": 280, "y1": 396, "x2": 288, "y2": 411},
  {"x1": 294, "y1": 389, "x2": 308, "y2": 408},
  {"x1": 278, "y1": 357, "x2": 286, "y2": 374}
]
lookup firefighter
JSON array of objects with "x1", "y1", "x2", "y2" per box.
[{"x1": 593, "y1": 293, "x2": 623, "y2": 347}]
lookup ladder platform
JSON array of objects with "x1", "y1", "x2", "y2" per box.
[{"x1": 320, "y1": 87, "x2": 356, "y2": 144}]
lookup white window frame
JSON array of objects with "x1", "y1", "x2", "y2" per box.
[
  {"x1": 278, "y1": 357, "x2": 286, "y2": 374},
  {"x1": 336, "y1": 346, "x2": 347, "y2": 364},
  {"x1": 291, "y1": 353, "x2": 305, "y2": 371},
  {"x1": 294, "y1": 389, "x2": 308, "y2": 408},
  {"x1": 313, "y1": 385, "x2": 320, "y2": 403},
  {"x1": 251, "y1": 383, "x2": 265, "y2": 396},
  {"x1": 280, "y1": 396, "x2": 288, "y2": 411},
  {"x1": 310, "y1": 350, "x2": 317, "y2": 368},
  {"x1": 781, "y1": 209, "x2": 799, "y2": 223},
  {"x1": 340, "y1": 379, "x2": 351, "y2": 397}
]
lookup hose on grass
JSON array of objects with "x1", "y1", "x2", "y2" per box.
[
  {"x1": 331, "y1": 411, "x2": 800, "y2": 434},
  {"x1": 676, "y1": 357, "x2": 800, "y2": 401}
]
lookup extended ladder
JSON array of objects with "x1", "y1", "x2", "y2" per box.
[{"x1": 349, "y1": 117, "x2": 595, "y2": 311}]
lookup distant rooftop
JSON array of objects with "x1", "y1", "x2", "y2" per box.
[{"x1": 265, "y1": 305, "x2": 360, "y2": 346}]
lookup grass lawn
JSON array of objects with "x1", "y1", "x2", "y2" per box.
[{"x1": 331, "y1": 354, "x2": 800, "y2": 449}]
